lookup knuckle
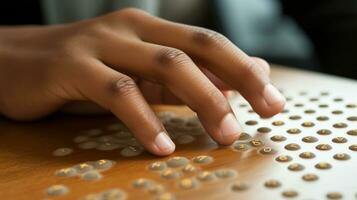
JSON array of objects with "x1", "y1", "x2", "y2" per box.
[
  {"x1": 114, "y1": 8, "x2": 147, "y2": 21},
  {"x1": 108, "y1": 76, "x2": 138, "y2": 97},
  {"x1": 156, "y1": 48, "x2": 191, "y2": 66},
  {"x1": 203, "y1": 89, "x2": 230, "y2": 112},
  {"x1": 191, "y1": 27, "x2": 229, "y2": 47}
]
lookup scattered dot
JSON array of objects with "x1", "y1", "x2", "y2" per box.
[
  {"x1": 249, "y1": 139, "x2": 264, "y2": 147},
  {"x1": 147, "y1": 184, "x2": 165, "y2": 195},
  {"x1": 315, "y1": 162, "x2": 332, "y2": 170},
  {"x1": 302, "y1": 173, "x2": 318, "y2": 182},
  {"x1": 259, "y1": 147, "x2": 277, "y2": 155},
  {"x1": 299, "y1": 152, "x2": 315, "y2": 159},
  {"x1": 347, "y1": 116, "x2": 357, "y2": 121},
  {"x1": 92, "y1": 159, "x2": 115, "y2": 171},
  {"x1": 346, "y1": 104, "x2": 357, "y2": 108},
  {"x1": 197, "y1": 171, "x2": 216, "y2": 182},
  {"x1": 347, "y1": 129, "x2": 357, "y2": 136},
  {"x1": 332, "y1": 110, "x2": 343, "y2": 115},
  {"x1": 333, "y1": 98, "x2": 343, "y2": 102},
  {"x1": 301, "y1": 121, "x2": 315, "y2": 127},
  {"x1": 270, "y1": 135, "x2": 287, "y2": 142},
  {"x1": 326, "y1": 192, "x2": 342, "y2": 199},
  {"x1": 310, "y1": 98, "x2": 319, "y2": 102},
  {"x1": 245, "y1": 120, "x2": 258, "y2": 126},
  {"x1": 178, "y1": 178, "x2": 198, "y2": 190},
  {"x1": 148, "y1": 162, "x2": 167, "y2": 171},
  {"x1": 161, "y1": 169, "x2": 180, "y2": 180},
  {"x1": 182, "y1": 164, "x2": 198, "y2": 173},
  {"x1": 237, "y1": 132, "x2": 252, "y2": 141},
  {"x1": 287, "y1": 128, "x2": 301, "y2": 134},
  {"x1": 176, "y1": 135, "x2": 195, "y2": 144},
  {"x1": 101, "y1": 189, "x2": 126, "y2": 200},
  {"x1": 52, "y1": 148, "x2": 73, "y2": 157},
  {"x1": 282, "y1": 190, "x2": 298, "y2": 198},
  {"x1": 55, "y1": 168, "x2": 77, "y2": 177},
  {"x1": 332, "y1": 137, "x2": 347, "y2": 143},
  {"x1": 215, "y1": 168, "x2": 237, "y2": 179},
  {"x1": 288, "y1": 163, "x2": 304, "y2": 171},
  {"x1": 231, "y1": 182, "x2": 249, "y2": 191},
  {"x1": 275, "y1": 155, "x2": 292, "y2": 162},
  {"x1": 264, "y1": 180, "x2": 281, "y2": 188},
  {"x1": 120, "y1": 146, "x2": 143, "y2": 157},
  {"x1": 316, "y1": 144, "x2": 332, "y2": 151},
  {"x1": 47, "y1": 185, "x2": 69, "y2": 196},
  {"x1": 317, "y1": 129, "x2": 332, "y2": 135},
  {"x1": 132, "y1": 178, "x2": 153, "y2": 189},
  {"x1": 294, "y1": 103, "x2": 304, "y2": 107},
  {"x1": 192, "y1": 155, "x2": 214, "y2": 164},
  {"x1": 272, "y1": 121, "x2": 285, "y2": 126},
  {"x1": 285, "y1": 143, "x2": 301, "y2": 151},
  {"x1": 349, "y1": 144, "x2": 357, "y2": 151},
  {"x1": 97, "y1": 142, "x2": 120, "y2": 151},
  {"x1": 302, "y1": 136, "x2": 318, "y2": 143},
  {"x1": 166, "y1": 157, "x2": 189, "y2": 168},
  {"x1": 81, "y1": 170, "x2": 102, "y2": 181},
  {"x1": 304, "y1": 109, "x2": 316, "y2": 114},
  {"x1": 316, "y1": 116, "x2": 329, "y2": 121},
  {"x1": 257, "y1": 127, "x2": 271, "y2": 133},
  {"x1": 333, "y1": 153, "x2": 350, "y2": 161},
  {"x1": 320, "y1": 91, "x2": 329, "y2": 96},
  {"x1": 333, "y1": 123, "x2": 348, "y2": 128},
  {"x1": 74, "y1": 163, "x2": 94, "y2": 174},
  {"x1": 78, "y1": 141, "x2": 98, "y2": 150},
  {"x1": 319, "y1": 104, "x2": 329, "y2": 108},
  {"x1": 289, "y1": 115, "x2": 301, "y2": 120}
]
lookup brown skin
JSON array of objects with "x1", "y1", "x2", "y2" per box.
[{"x1": 0, "y1": 8, "x2": 285, "y2": 156}]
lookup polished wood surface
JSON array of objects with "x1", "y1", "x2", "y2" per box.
[{"x1": 1, "y1": 66, "x2": 357, "y2": 200}]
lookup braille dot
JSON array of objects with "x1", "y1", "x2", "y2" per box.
[
  {"x1": 52, "y1": 148, "x2": 73, "y2": 157},
  {"x1": 178, "y1": 178, "x2": 198, "y2": 190},
  {"x1": 161, "y1": 169, "x2": 180, "y2": 179},
  {"x1": 248, "y1": 109, "x2": 255, "y2": 113},
  {"x1": 106, "y1": 123, "x2": 124, "y2": 131},
  {"x1": 275, "y1": 155, "x2": 292, "y2": 162},
  {"x1": 332, "y1": 110, "x2": 343, "y2": 115},
  {"x1": 333, "y1": 153, "x2": 350, "y2": 160},
  {"x1": 304, "y1": 109, "x2": 316, "y2": 114},
  {"x1": 281, "y1": 109, "x2": 289, "y2": 113},
  {"x1": 302, "y1": 136, "x2": 318, "y2": 143},
  {"x1": 182, "y1": 164, "x2": 198, "y2": 173},
  {"x1": 97, "y1": 142, "x2": 120, "y2": 151},
  {"x1": 156, "y1": 192, "x2": 176, "y2": 200},
  {"x1": 272, "y1": 121, "x2": 285, "y2": 126},
  {"x1": 197, "y1": 171, "x2": 216, "y2": 182},
  {"x1": 317, "y1": 116, "x2": 329, "y2": 121},
  {"x1": 192, "y1": 155, "x2": 214, "y2": 164},
  {"x1": 320, "y1": 91, "x2": 329, "y2": 96},
  {"x1": 332, "y1": 137, "x2": 347, "y2": 143},
  {"x1": 176, "y1": 135, "x2": 195, "y2": 144},
  {"x1": 257, "y1": 127, "x2": 271, "y2": 133},
  {"x1": 333, "y1": 123, "x2": 348, "y2": 128},
  {"x1": 289, "y1": 115, "x2": 301, "y2": 120},
  {"x1": 302, "y1": 173, "x2": 318, "y2": 182},
  {"x1": 232, "y1": 143, "x2": 250, "y2": 151},
  {"x1": 326, "y1": 192, "x2": 342, "y2": 199},
  {"x1": 286, "y1": 97, "x2": 293, "y2": 101},
  {"x1": 282, "y1": 190, "x2": 298, "y2": 198},
  {"x1": 215, "y1": 168, "x2": 237, "y2": 179},
  {"x1": 81, "y1": 170, "x2": 102, "y2": 181},
  {"x1": 74, "y1": 135, "x2": 89, "y2": 143},
  {"x1": 74, "y1": 163, "x2": 94, "y2": 174},
  {"x1": 239, "y1": 103, "x2": 248, "y2": 108},
  {"x1": 346, "y1": 104, "x2": 357, "y2": 108},
  {"x1": 317, "y1": 129, "x2": 332, "y2": 135},
  {"x1": 245, "y1": 120, "x2": 258, "y2": 126},
  {"x1": 349, "y1": 144, "x2": 357, "y2": 151},
  {"x1": 270, "y1": 135, "x2": 287, "y2": 142},
  {"x1": 287, "y1": 128, "x2": 301, "y2": 134},
  {"x1": 92, "y1": 159, "x2": 115, "y2": 171},
  {"x1": 264, "y1": 180, "x2": 281, "y2": 188},
  {"x1": 55, "y1": 168, "x2": 77, "y2": 177},
  {"x1": 319, "y1": 104, "x2": 329, "y2": 108},
  {"x1": 347, "y1": 116, "x2": 357, "y2": 121},
  {"x1": 310, "y1": 98, "x2": 319, "y2": 102},
  {"x1": 285, "y1": 143, "x2": 301, "y2": 151},
  {"x1": 347, "y1": 129, "x2": 357, "y2": 136},
  {"x1": 237, "y1": 132, "x2": 252, "y2": 141},
  {"x1": 299, "y1": 152, "x2": 315, "y2": 159},
  {"x1": 78, "y1": 141, "x2": 98, "y2": 150},
  {"x1": 301, "y1": 121, "x2": 315, "y2": 127},
  {"x1": 316, "y1": 144, "x2": 332, "y2": 151},
  {"x1": 249, "y1": 139, "x2": 264, "y2": 147},
  {"x1": 299, "y1": 91, "x2": 307, "y2": 96},
  {"x1": 295, "y1": 103, "x2": 304, "y2": 107},
  {"x1": 99, "y1": 189, "x2": 126, "y2": 200},
  {"x1": 334, "y1": 98, "x2": 343, "y2": 102},
  {"x1": 47, "y1": 185, "x2": 69, "y2": 196},
  {"x1": 148, "y1": 162, "x2": 167, "y2": 171},
  {"x1": 259, "y1": 147, "x2": 277, "y2": 155},
  {"x1": 120, "y1": 146, "x2": 143, "y2": 157},
  {"x1": 166, "y1": 157, "x2": 189, "y2": 168},
  {"x1": 132, "y1": 178, "x2": 153, "y2": 189},
  {"x1": 231, "y1": 182, "x2": 249, "y2": 191},
  {"x1": 288, "y1": 163, "x2": 304, "y2": 171},
  {"x1": 147, "y1": 184, "x2": 165, "y2": 195},
  {"x1": 315, "y1": 162, "x2": 332, "y2": 170}
]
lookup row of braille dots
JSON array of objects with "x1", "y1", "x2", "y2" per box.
[{"x1": 46, "y1": 160, "x2": 116, "y2": 197}]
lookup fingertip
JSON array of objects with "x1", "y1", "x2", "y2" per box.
[{"x1": 151, "y1": 131, "x2": 176, "y2": 156}]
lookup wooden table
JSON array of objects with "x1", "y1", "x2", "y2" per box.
[{"x1": 1, "y1": 66, "x2": 357, "y2": 200}]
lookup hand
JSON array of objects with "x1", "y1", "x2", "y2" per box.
[{"x1": 0, "y1": 8, "x2": 285, "y2": 156}]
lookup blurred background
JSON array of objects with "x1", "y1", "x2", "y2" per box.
[{"x1": 1, "y1": 0, "x2": 356, "y2": 79}]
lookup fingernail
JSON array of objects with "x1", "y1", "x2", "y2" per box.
[
  {"x1": 263, "y1": 84, "x2": 286, "y2": 106},
  {"x1": 155, "y1": 131, "x2": 175, "y2": 152},
  {"x1": 220, "y1": 113, "x2": 241, "y2": 141}
]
